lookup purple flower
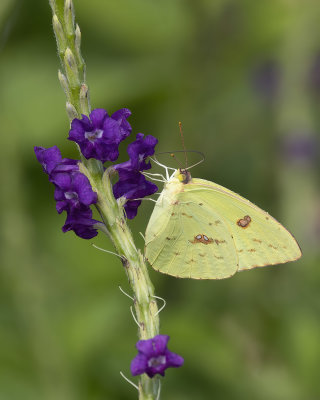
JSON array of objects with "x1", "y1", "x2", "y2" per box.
[
  {"x1": 34, "y1": 146, "x2": 79, "y2": 178},
  {"x1": 34, "y1": 146, "x2": 64, "y2": 175},
  {"x1": 131, "y1": 335, "x2": 184, "y2": 378},
  {"x1": 125, "y1": 133, "x2": 158, "y2": 170},
  {"x1": 34, "y1": 146, "x2": 98, "y2": 239},
  {"x1": 53, "y1": 171, "x2": 97, "y2": 214},
  {"x1": 68, "y1": 108, "x2": 132, "y2": 162},
  {"x1": 113, "y1": 133, "x2": 158, "y2": 219},
  {"x1": 62, "y1": 207, "x2": 99, "y2": 239}
]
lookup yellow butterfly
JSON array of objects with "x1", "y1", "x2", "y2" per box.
[{"x1": 145, "y1": 165, "x2": 302, "y2": 280}]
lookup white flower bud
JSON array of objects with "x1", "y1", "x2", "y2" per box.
[
  {"x1": 64, "y1": 0, "x2": 75, "y2": 37},
  {"x1": 52, "y1": 14, "x2": 66, "y2": 55},
  {"x1": 64, "y1": 48, "x2": 80, "y2": 89},
  {"x1": 58, "y1": 70, "x2": 70, "y2": 100},
  {"x1": 66, "y1": 102, "x2": 79, "y2": 121},
  {"x1": 80, "y1": 84, "x2": 90, "y2": 115}
]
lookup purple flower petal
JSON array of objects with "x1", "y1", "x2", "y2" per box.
[
  {"x1": 73, "y1": 173, "x2": 98, "y2": 206},
  {"x1": 123, "y1": 200, "x2": 142, "y2": 219},
  {"x1": 62, "y1": 207, "x2": 98, "y2": 239},
  {"x1": 34, "y1": 146, "x2": 62, "y2": 174},
  {"x1": 165, "y1": 350, "x2": 184, "y2": 368},
  {"x1": 52, "y1": 172, "x2": 97, "y2": 212},
  {"x1": 111, "y1": 108, "x2": 132, "y2": 140},
  {"x1": 126, "y1": 133, "x2": 158, "y2": 170},
  {"x1": 52, "y1": 172, "x2": 72, "y2": 191},
  {"x1": 113, "y1": 133, "x2": 158, "y2": 219},
  {"x1": 90, "y1": 108, "x2": 108, "y2": 127},
  {"x1": 102, "y1": 117, "x2": 123, "y2": 143},
  {"x1": 130, "y1": 354, "x2": 148, "y2": 376},
  {"x1": 136, "y1": 335, "x2": 169, "y2": 356}
]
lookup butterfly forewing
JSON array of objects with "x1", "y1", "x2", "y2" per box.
[{"x1": 184, "y1": 179, "x2": 302, "y2": 270}]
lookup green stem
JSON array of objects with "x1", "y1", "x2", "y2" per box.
[{"x1": 80, "y1": 164, "x2": 161, "y2": 399}]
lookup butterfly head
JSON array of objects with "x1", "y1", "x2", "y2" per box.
[{"x1": 176, "y1": 168, "x2": 192, "y2": 184}]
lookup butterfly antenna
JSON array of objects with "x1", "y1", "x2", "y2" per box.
[
  {"x1": 179, "y1": 121, "x2": 188, "y2": 169},
  {"x1": 169, "y1": 152, "x2": 184, "y2": 169}
]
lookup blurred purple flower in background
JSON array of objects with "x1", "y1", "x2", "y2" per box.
[
  {"x1": 281, "y1": 134, "x2": 319, "y2": 165},
  {"x1": 252, "y1": 60, "x2": 280, "y2": 99},
  {"x1": 309, "y1": 52, "x2": 320, "y2": 93}
]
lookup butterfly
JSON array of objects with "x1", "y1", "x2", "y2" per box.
[{"x1": 144, "y1": 167, "x2": 302, "y2": 280}]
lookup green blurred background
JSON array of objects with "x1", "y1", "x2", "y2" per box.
[{"x1": 1, "y1": 0, "x2": 319, "y2": 399}]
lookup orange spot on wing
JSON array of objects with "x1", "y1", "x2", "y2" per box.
[{"x1": 190, "y1": 234, "x2": 213, "y2": 245}]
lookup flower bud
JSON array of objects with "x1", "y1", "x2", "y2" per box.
[
  {"x1": 58, "y1": 70, "x2": 70, "y2": 100},
  {"x1": 66, "y1": 102, "x2": 79, "y2": 121},
  {"x1": 75, "y1": 24, "x2": 81, "y2": 53},
  {"x1": 64, "y1": 48, "x2": 80, "y2": 89},
  {"x1": 64, "y1": 0, "x2": 75, "y2": 37},
  {"x1": 80, "y1": 84, "x2": 90, "y2": 115},
  {"x1": 75, "y1": 24, "x2": 85, "y2": 75},
  {"x1": 52, "y1": 14, "x2": 66, "y2": 55}
]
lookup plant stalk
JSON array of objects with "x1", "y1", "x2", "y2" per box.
[{"x1": 49, "y1": 1, "x2": 162, "y2": 397}]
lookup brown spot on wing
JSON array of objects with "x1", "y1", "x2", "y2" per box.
[
  {"x1": 248, "y1": 248, "x2": 256, "y2": 252},
  {"x1": 237, "y1": 215, "x2": 251, "y2": 228},
  {"x1": 214, "y1": 239, "x2": 226, "y2": 245},
  {"x1": 253, "y1": 238, "x2": 262, "y2": 244},
  {"x1": 182, "y1": 212, "x2": 193, "y2": 218},
  {"x1": 268, "y1": 244, "x2": 278, "y2": 250}
]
